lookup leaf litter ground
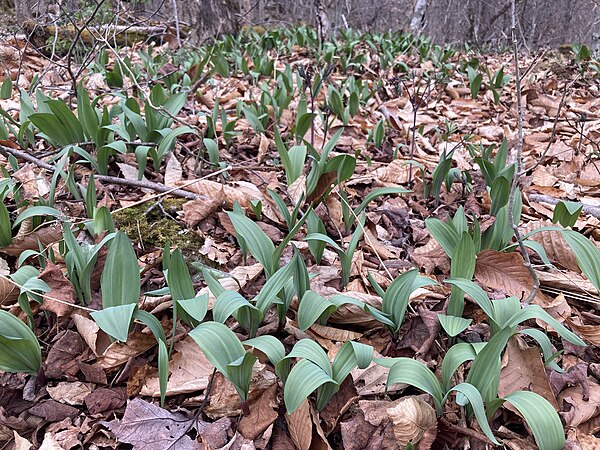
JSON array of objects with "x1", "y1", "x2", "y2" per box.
[{"x1": 0, "y1": 30, "x2": 599, "y2": 449}]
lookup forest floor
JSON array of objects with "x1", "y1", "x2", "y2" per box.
[{"x1": 0, "y1": 26, "x2": 599, "y2": 450}]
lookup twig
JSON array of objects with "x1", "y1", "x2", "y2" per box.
[
  {"x1": 0, "y1": 144, "x2": 205, "y2": 201},
  {"x1": 528, "y1": 194, "x2": 600, "y2": 220},
  {"x1": 509, "y1": 0, "x2": 539, "y2": 304}
]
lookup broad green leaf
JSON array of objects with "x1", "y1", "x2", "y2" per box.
[
  {"x1": 444, "y1": 278, "x2": 495, "y2": 322},
  {"x1": 354, "y1": 187, "x2": 410, "y2": 218},
  {"x1": 13, "y1": 206, "x2": 62, "y2": 228},
  {"x1": 189, "y1": 321, "x2": 246, "y2": 378},
  {"x1": 297, "y1": 290, "x2": 336, "y2": 331},
  {"x1": 45, "y1": 99, "x2": 85, "y2": 143},
  {"x1": 425, "y1": 218, "x2": 459, "y2": 258},
  {"x1": 441, "y1": 342, "x2": 486, "y2": 390},
  {"x1": 0, "y1": 78, "x2": 11, "y2": 99},
  {"x1": 519, "y1": 328, "x2": 563, "y2": 373},
  {"x1": 227, "y1": 211, "x2": 276, "y2": 275},
  {"x1": 448, "y1": 232, "x2": 476, "y2": 317},
  {"x1": 446, "y1": 383, "x2": 499, "y2": 445},
  {"x1": 489, "y1": 176, "x2": 510, "y2": 216},
  {"x1": 243, "y1": 335, "x2": 286, "y2": 366},
  {"x1": 507, "y1": 304, "x2": 585, "y2": 346},
  {"x1": 177, "y1": 295, "x2": 209, "y2": 324},
  {"x1": 227, "y1": 352, "x2": 257, "y2": 401},
  {"x1": 499, "y1": 391, "x2": 565, "y2": 450},
  {"x1": 213, "y1": 291, "x2": 261, "y2": 334},
  {"x1": 562, "y1": 230, "x2": 600, "y2": 292},
  {"x1": 379, "y1": 357, "x2": 444, "y2": 411},
  {"x1": 286, "y1": 339, "x2": 332, "y2": 376},
  {"x1": 165, "y1": 249, "x2": 195, "y2": 301},
  {"x1": 133, "y1": 309, "x2": 168, "y2": 405},
  {"x1": 0, "y1": 310, "x2": 41, "y2": 374},
  {"x1": 101, "y1": 232, "x2": 140, "y2": 308},
  {"x1": 0, "y1": 202, "x2": 12, "y2": 246},
  {"x1": 90, "y1": 303, "x2": 136, "y2": 342},
  {"x1": 253, "y1": 257, "x2": 296, "y2": 314},
  {"x1": 552, "y1": 201, "x2": 582, "y2": 228},
  {"x1": 284, "y1": 359, "x2": 336, "y2": 414},
  {"x1": 332, "y1": 341, "x2": 373, "y2": 383},
  {"x1": 438, "y1": 314, "x2": 472, "y2": 337},
  {"x1": 157, "y1": 126, "x2": 194, "y2": 159},
  {"x1": 466, "y1": 326, "x2": 512, "y2": 403}
]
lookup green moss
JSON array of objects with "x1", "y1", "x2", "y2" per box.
[{"x1": 112, "y1": 198, "x2": 204, "y2": 256}]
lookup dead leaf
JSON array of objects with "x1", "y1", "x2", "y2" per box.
[
  {"x1": 412, "y1": 238, "x2": 450, "y2": 274},
  {"x1": 498, "y1": 336, "x2": 558, "y2": 410},
  {"x1": 474, "y1": 249, "x2": 551, "y2": 305},
  {"x1": 286, "y1": 400, "x2": 312, "y2": 450},
  {"x1": 38, "y1": 262, "x2": 76, "y2": 317},
  {"x1": 1, "y1": 225, "x2": 63, "y2": 257},
  {"x1": 102, "y1": 398, "x2": 199, "y2": 450},
  {"x1": 45, "y1": 330, "x2": 86, "y2": 380},
  {"x1": 558, "y1": 378, "x2": 600, "y2": 427},
  {"x1": 565, "y1": 317, "x2": 600, "y2": 347},
  {"x1": 13, "y1": 431, "x2": 32, "y2": 450},
  {"x1": 47, "y1": 381, "x2": 94, "y2": 406},
  {"x1": 141, "y1": 336, "x2": 215, "y2": 397},
  {"x1": 84, "y1": 387, "x2": 127, "y2": 415},
  {"x1": 257, "y1": 134, "x2": 270, "y2": 163},
  {"x1": 238, "y1": 383, "x2": 278, "y2": 440},
  {"x1": 182, "y1": 193, "x2": 226, "y2": 228},
  {"x1": 29, "y1": 400, "x2": 79, "y2": 422}
]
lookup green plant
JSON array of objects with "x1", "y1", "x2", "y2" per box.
[
  {"x1": 365, "y1": 269, "x2": 437, "y2": 334},
  {"x1": 282, "y1": 339, "x2": 373, "y2": 413},
  {"x1": 0, "y1": 310, "x2": 42, "y2": 374},
  {"x1": 90, "y1": 232, "x2": 169, "y2": 405},
  {"x1": 305, "y1": 212, "x2": 365, "y2": 287},
  {"x1": 63, "y1": 224, "x2": 115, "y2": 305},
  {"x1": 190, "y1": 321, "x2": 286, "y2": 402}
]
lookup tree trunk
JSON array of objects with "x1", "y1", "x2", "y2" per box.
[
  {"x1": 179, "y1": 0, "x2": 240, "y2": 45},
  {"x1": 409, "y1": 0, "x2": 428, "y2": 34},
  {"x1": 593, "y1": 2, "x2": 600, "y2": 58},
  {"x1": 13, "y1": 0, "x2": 31, "y2": 24},
  {"x1": 314, "y1": 0, "x2": 331, "y2": 42}
]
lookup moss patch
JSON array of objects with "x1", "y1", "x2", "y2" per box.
[{"x1": 112, "y1": 198, "x2": 204, "y2": 256}]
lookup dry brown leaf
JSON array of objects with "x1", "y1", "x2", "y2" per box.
[
  {"x1": 12, "y1": 163, "x2": 50, "y2": 200},
  {"x1": 140, "y1": 336, "x2": 215, "y2": 397},
  {"x1": 498, "y1": 336, "x2": 558, "y2": 410},
  {"x1": 38, "y1": 262, "x2": 76, "y2": 317},
  {"x1": 564, "y1": 317, "x2": 600, "y2": 346},
  {"x1": 181, "y1": 191, "x2": 226, "y2": 228},
  {"x1": 1, "y1": 224, "x2": 63, "y2": 257},
  {"x1": 558, "y1": 378, "x2": 600, "y2": 427},
  {"x1": 286, "y1": 400, "x2": 312, "y2": 450},
  {"x1": 97, "y1": 330, "x2": 158, "y2": 370},
  {"x1": 72, "y1": 313, "x2": 111, "y2": 357},
  {"x1": 475, "y1": 249, "x2": 551, "y2": 305},
  {"x1": 164, "y1": 153, "x2": 183, "y2": 187},
  {"x1": 257, "y1": 134, "x2": 270, "y2": 163},
  {"x1": 238, "y1": 383, "x2": 278, "y2": 440},
  {"x1": 13, "y1": 431, "x2": 32, "y2": 450},
  {"x1": 412, "y1": 238, "x2": 450, "y2": 274},
  {"x1": 361, "y1": 396, "x2": 437, "y2": 447},
  {"x1": 281, "y1": 177, "x2": 303, "y2": 208},
  {"x1": 0, "y1": 274, "x2": 19, "y2": 306},
  {"x1": 197, "y1": 263, "x2": 263, "y2": 309},
  {"x1": 205, "y1": 364, "x2": 277, "y2": 419},
  {"x1": 363, "y1": 226, "x2": 398, "y2": 260},
  {"x1": 47, "y1": 381, "x2": 94, "y2": 406},
  {"x1": 523, "y1": 220, "x2": 579, "y2": 272}
]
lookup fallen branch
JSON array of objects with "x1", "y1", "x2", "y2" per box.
[
  {"x1": 529, "y1": 193, "x2": 600, "y2": 220},
  {"x1": 0, "y1": 144, "x2": 203, "y2": 201}
]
